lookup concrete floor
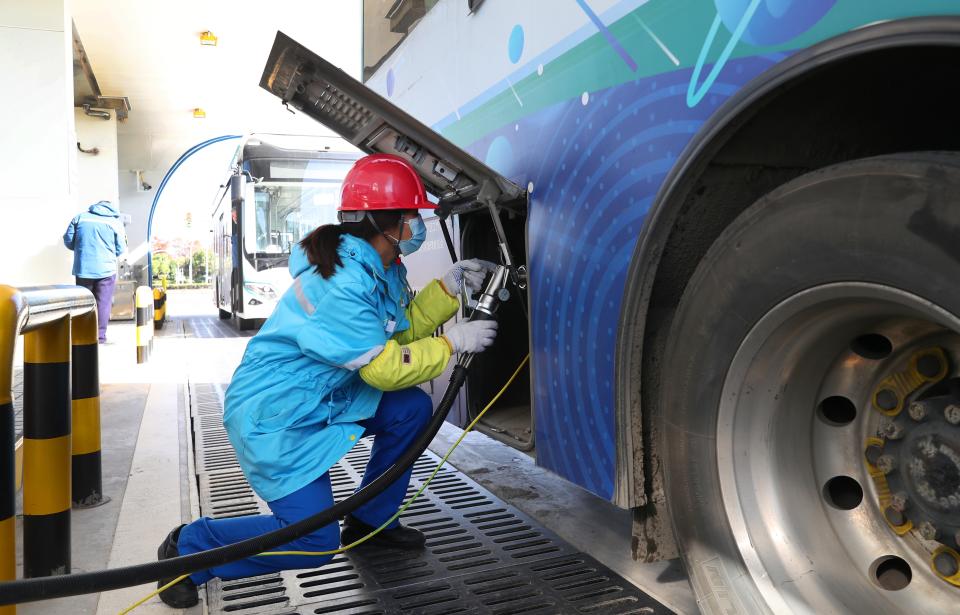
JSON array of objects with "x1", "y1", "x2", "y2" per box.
[{"x1": 9, "y1": 289, "x2": 696, "y2": 614}]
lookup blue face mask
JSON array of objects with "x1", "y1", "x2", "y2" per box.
[{"x1": 398, "y1": 215, "x2": 426, "y2": 255}]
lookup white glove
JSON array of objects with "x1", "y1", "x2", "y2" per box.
[
  {"x1": 442, "y1": 259, "x2": 498, "y2": 295},
  {"x1": 443, "y1": 320, "x2": 498, "y2": 354}
]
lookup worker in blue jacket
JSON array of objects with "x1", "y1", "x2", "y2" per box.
[
  {"x1": 63, "y1": 200, "x2": 127, "y2": 343},
  {"x1": 156, "y1": 154, "x2": 498, "y2": 608}
]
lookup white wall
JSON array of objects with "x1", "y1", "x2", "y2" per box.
[
  {"x1": 74, "y1": 108, "x2": 120, "y2": 208},
  {"x1": 0, "y1": 0, "x2": 76, "y2": 285}
]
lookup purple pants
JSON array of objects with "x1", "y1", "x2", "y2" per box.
[{"x1": 76, "y1": 275, "x2": 116, "y2": 343}]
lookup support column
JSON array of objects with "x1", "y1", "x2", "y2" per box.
[{"x1": 23, "y1": 315, "x2": 71, "y2": 577}]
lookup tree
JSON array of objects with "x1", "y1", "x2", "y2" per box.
[
  {"x1": 151, "y1": 252, "x2": 177, "y2": 283},
  {"x1": 191, "y1": 249, "x2": 213, "y2": 282}
]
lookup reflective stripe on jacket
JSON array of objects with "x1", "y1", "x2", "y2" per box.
[{"x1": 223, "y1": 235, "x2": 458, "y2": 502}]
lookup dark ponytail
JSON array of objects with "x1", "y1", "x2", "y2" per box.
[{"x1": 300, "y1": 211, "x2": 403, "y2": 279}]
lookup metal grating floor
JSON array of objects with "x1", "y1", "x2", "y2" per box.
[
  {"x1": 191, "y1": 383, "x2": 672, "y2": 615},
  {"x1": 158, "y1": 315, "x2": 256, "y2": 339}
]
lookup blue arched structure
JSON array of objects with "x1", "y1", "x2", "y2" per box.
[{"x1": 146, "y1": 134, "x2": 242, "y2": 281}]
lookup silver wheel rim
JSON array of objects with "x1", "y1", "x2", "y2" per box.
[{"x1": 718, "y1": 282, "x2": 960, "y2": 614}]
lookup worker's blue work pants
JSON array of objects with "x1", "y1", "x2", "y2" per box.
[
  {"x1": 75, "y1": 275, "x2": 116, "y2": 342},
  {"x1": 177, "y1": 387, "x2": 433, "y2": 584}
]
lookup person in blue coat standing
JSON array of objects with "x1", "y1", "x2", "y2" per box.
[
  {"x1": 63, "y1": 200, "x2": 127, "y2": 343},
  {"x1": 155, "y1": 154, "x2": 500, "y2": 608}
]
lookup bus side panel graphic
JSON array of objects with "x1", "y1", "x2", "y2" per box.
[{"x1": 366, "y1": 0, "x2": 960, "y2": 499}]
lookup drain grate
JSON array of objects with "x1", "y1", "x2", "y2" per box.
[{"x1": 191, "y1": 383, "x2": 672, "y2": 615}]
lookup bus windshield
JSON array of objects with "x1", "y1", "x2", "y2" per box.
[
  {"x1": 248, "y1": 182, "x2": 340, "y2": 256},
  {"x1": 242, "y1": 158, "x2": 354, "y2": 264}
]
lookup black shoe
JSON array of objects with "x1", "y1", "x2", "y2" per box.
[
  {"x1": 341, "y1": 514, "x2": 426, "y2": 550},
  {"x1": 157, "y1": 524, "x2": 200, "y2": 608}
]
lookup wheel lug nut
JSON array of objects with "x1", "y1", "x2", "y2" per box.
[
  {"x1": 918, "y1": 521, "x2": 939, "y2": 541},
  {"x1": 876, "y1": 454, "x2": 897, "y2": 474},
  {"x1": 884, "y1": 506, "x2": 906, "y2": 527},
  {"x1": 909, "y1": 401, "x2": 928, "y2": 422},
  {"x1": 891, "y1": 492, "x2": 909, "y2": 512},
  {"x1": 934, "y1": 551, "x2": 959, "y2": 577},
  {"x1": 945, "y1": 404, "x2": 960, "y2": 425},
  {"x1": 881, "y1": 420, "x2": 905, "y2": 440}
]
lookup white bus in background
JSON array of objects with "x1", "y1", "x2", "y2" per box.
[{"x1": 212, "y1": 134, "x2": 361, "y2": 330}]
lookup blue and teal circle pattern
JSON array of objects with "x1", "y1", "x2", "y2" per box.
[{"x1": 463, "y1": 54, "x2": 784, "y2": 498}]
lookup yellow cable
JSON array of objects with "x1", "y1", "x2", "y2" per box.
[
  {"x1": 118, "y1": 575, "x2": 188, "y2": 615},
  {"x1": 120, "y1": 354, "x2": 530, "y2": 614}
]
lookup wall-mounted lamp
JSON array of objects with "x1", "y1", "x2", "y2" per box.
[
  {"x1": 193, "y1": 108, "x2": 206, "y2": 119},
  {"x1": 200, "y1": 31, "x2": 218, "y2": 46}
]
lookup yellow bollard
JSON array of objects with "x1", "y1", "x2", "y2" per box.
[
  {"x1": 71, "y1": 310, "x2": 105, "y2": 508},
  {"x1": 135, "y1": 286, "x2": 153, "y2": 363},
  {"x1": 152, "y1": 286, "x2": 166, "y2": 330},
  {"x1": 0, "y1": 285, "x2": 24, "y2": 614},
  {"x1": 23, "y1": 316, "x2": 72, "y2": 577}
]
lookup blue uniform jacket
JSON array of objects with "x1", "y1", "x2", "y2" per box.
[
  {"x1": 62, "y1": 201, "x2": 127, "y2": 279},
  {"x1": 223, "y1": 235, "x2": 413, "y2": 502}
]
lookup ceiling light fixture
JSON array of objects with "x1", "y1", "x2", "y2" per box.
[
  {"x1": 200, "y1": 31, "x2": 218, "y2": 46},
  {"x1": 193, "y1": 108, "x2": 206, "y2": 119}
]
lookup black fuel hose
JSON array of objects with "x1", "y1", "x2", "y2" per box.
[{"x1": 0, "y1": 364, "x2": 469, "y2": 606}]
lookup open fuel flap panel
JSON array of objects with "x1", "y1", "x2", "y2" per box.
[{"x1": 260, "y1": 32, "x2": 535, "y2": 451}]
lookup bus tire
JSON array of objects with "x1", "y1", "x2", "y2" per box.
[
  {"x1": 219, "y1": 308, "x2": 231, "y2": 320},
  {"x1": 238, "y1": 317, "x2": 256, "y2": 331},
  {"x1": 660, "y1": 153, "x2": 960, "y2": 614}
]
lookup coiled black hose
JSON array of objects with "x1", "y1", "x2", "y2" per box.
[{"x1": 0, "y1": 365, "x2": 469, "y2": 605}]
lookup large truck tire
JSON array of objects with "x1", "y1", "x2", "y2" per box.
[
  {"x1": 219, "y1": 308, "x2": 231, "y2": 320},
  {"x1": 660, "y1": 153, "x2": 960, "y2": 614}
]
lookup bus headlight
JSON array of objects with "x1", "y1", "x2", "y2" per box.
[{"x1": 244, "y1": 282, "x2": 277, "y2": 302}]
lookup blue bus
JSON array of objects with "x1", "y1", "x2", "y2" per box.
[{"x1": 262, "y1": 2, "x2": 960, "y2": 611}]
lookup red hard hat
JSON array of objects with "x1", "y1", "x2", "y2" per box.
[{"x1": 339, "y1": 153, "x2": 433, "y2": 211}]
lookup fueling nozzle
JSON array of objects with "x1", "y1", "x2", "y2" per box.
[
  {"x1": 470, "y1": 264, "x2": 510, "y2": 322},
  {"x1": 457, "y1": 264, "x2": 510, "y2": 368}
]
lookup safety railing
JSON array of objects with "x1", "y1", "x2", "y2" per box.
[{"x1": 0, "y1": 284, "x2": 105, "y2": 614}]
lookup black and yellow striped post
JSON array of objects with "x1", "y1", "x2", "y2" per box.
[
  {"x1": 71, "y1": 310, "x2": 106, "y2": 508},
  {"x1": 22, "y1": 315, "x2": 72, "y2": 577},
  {"x1": 135, "y1": 286, "x2": 153, "y2": 363},
  {"x1": 153, "y1": 286, "x2": 166, "y2": 330},
  {"x1": 0, "y1": 286, "x2": 25, "y2": 614}
]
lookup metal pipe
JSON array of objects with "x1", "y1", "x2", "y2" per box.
[
  {"x1": 80, "y1": 105, "x2": 110, "y2": 121},
  {"x1": 18, "y1": 286, "x2": 96, "y2": 333},
  {"x1": 483, "y1": 198, "x2": 514, "y2": 271}
]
